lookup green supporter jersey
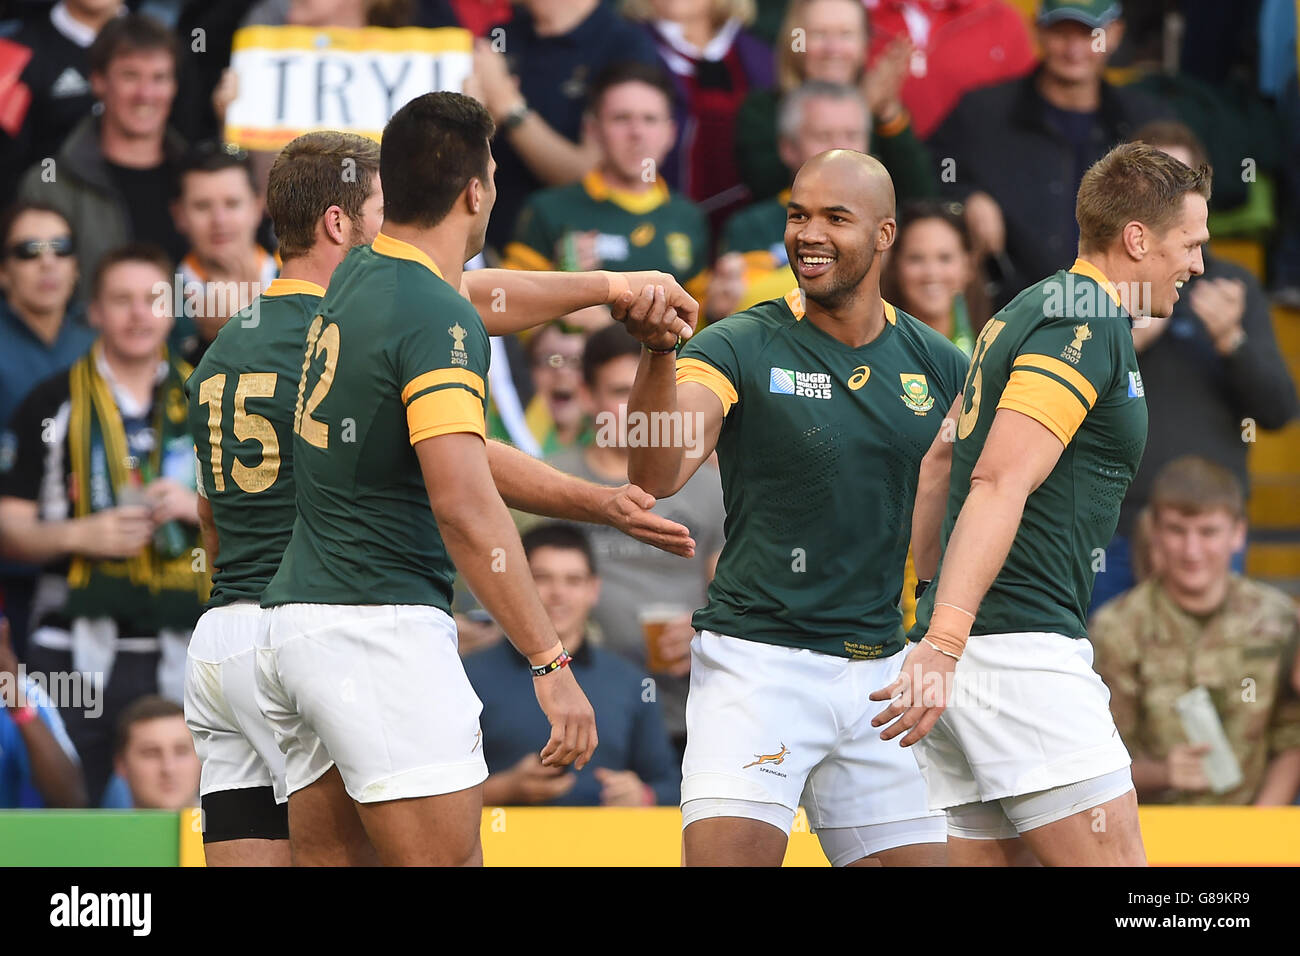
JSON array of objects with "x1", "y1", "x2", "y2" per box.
[
  {"x1": 721, "y1": 194, "x2": 788, "y2": 263},
  {"x1": 911, "y1": 259, "x2": 1149, "y2": 641},
  {"x1": 505, "y1": 170, "x2": 709, "y2": 285},
  {"x1": 186, "y1": 278, "x2": 326, "y2": 607},
  {"x1": 677, "y1": 289, "x2": 969, "y2": 659},
  {"x1": 261, "y1": 233, "x2": 491, "y2": 612}
]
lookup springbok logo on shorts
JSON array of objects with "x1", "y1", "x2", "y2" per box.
[{"x1": 743, "y1": 743, "x2": 789, "y2": 768}]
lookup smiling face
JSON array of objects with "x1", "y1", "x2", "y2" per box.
[
  {"x1": 1151, "y1": 506, "x2": 1244, "y2": 602},
  {"x1": 784, "y1": 152, "x2": 894, "y2": 310},
  {"x1": 530, "y1": 324, "x2": 587, "y2": 431},
  {"x1": 1038, "y1": 19, "x2": 1120, "y2": 85},
  {"x1": 174, "y1": 167, "x2": 262, "y2": 267},
  {"x1": 893, "y1": 217, "x2": 970, "y2": 325},
  {"x1": 92, "y1": 47, "x2": 176, "y2": 141},
  {"x1": 528, "y1": 544, "x2": 600, "y2": 644},
  {"x1": 1137, "y1": 192, "x2": 1209, "y2": 318},
  {"x1": 90, "y1": 260, "x2": 173, "y2": 362},
  {"x1": 801, "y1": 0, "x2": 866, "y2": 85}
]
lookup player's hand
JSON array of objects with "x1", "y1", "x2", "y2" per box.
[
  {"x1": 652, "y1": 615, "x2": 694, "y2": 678},
  {"x1": 594, "y1": 767, "x2": 652, "y2": 806},
  {"x1": 471, "y1": 38, "x2": 522, "y2": 123},
  {"x1": 75, "y1": 506, "x2": 154, "y2": 559},
  {"x1": 862, "y1": 35, "x2": 912, "y2": 122},
  {"x1": 1167, "y1": 743, "x2": 1212, "y2": 792},
  {"x1": 0, "y1": 617, "x2": 19, "y2": 706},
  {"x1": 869, "y1": 639, "x2": 956, "y2": 746},
  {"x1": 1189, "y1": 277, "x2": 1247, "y2": 354},
  {"x1": 211, "y1": 67, "x2": 238, "y2": 126},
  {"x1": 145, "y1": 479, "x2": 200, "y2": 526},
  {"x1": 505, "y1": 753, "x2": 577, "y2": 804},
  {"x1": 706, "y1": 252, "x2": 746, "y2": 321},
  {"x1": 600, "y1": 484, "x2": 695, "y2": 558},
  {"x1": 963, "y1": 191, "x2": 1005, "y2": 257},
  {"x1": 533, "y1": 665, "x2": 598, "y2": 770},
  {"x1": 615, "y1": 271, "x2": 700, "y2": 336},
  {"x1": 612, "y1": 283, "x2": 692, "y2": 351}
]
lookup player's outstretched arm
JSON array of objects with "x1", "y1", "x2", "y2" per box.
[
  {"x1": 485, "y1": 440, "x2": 696, "y2": 557},
  {"x1": 416, "y1": 432, "x2": 597, "y2": 770},
  {"x1": 621, "y1": 286, "x2": 724, "y2": 498},
  {"x1": 872, "y1": 408, "x2": 1064, "y2": 746},
  {"x1": 463, "y1": 269, "x2": 698, "y2": 339},
  {"x1": 912, "y1": 395, "x2": 960, "y2": 582}
]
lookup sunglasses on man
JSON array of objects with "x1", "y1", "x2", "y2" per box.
[{"x1": 7, "y1": 237, "x2": 75, "y2": 260}]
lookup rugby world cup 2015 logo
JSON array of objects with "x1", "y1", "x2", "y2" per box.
[{"x1": 770, "y1": 367, "x2": 832, "y2": 400}]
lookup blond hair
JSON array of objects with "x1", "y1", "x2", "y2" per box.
[
  {"x1": 1076, "y1": 142, "x2": 1212, "y2": 253},
  {"x1": 775, "y1": 0, "x2": 866, "y2": 92}
]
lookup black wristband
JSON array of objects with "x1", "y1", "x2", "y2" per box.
[
  {"x1": 643, "y1": 340, "x2": 678, "y2": 355},
  {"x1": 530, "y1": 648, "x2": 572, "y2": 678},
  {"x1": 915, "y1": 579, "x2": 933, "y2": 602}
]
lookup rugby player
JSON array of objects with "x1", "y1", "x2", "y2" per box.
[
  {"x1": 872, "y1": 142, "x2": 1211, "y2": 866},
  {"x1": 187, "y1": 126, "x2": 699, "y2": 866},
  {"x1": 624, "y1": 149, "x2": 968, "y2": 866}
]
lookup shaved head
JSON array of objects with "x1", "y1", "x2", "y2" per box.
[{"x1": 785, "y1": 149, "x2": 897, "y2": 311}]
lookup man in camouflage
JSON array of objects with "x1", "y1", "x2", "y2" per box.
[{"x1": 1092, "y1": 456, "x2": 1300, "y2": 805}]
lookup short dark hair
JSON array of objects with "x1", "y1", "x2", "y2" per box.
[
  {"x1": 114, "y1": 695, "x2": 185, "y2": 757},
  {"x1": 586, "y1": 61, "x2": 677, "y2": 116},
  {"x1": 1150, "y1": 456, "x2": 1245, "y2": 521},
  {"x1": 0, "y1": 201, "x2": 74, "y2": 256},
  {"x1": 268, "y1": 131, "x2": 381, "y2": 261},
  {"x1": 380, "y1": 92, "x2": 494, "y2": 227},
  {"x1": 92, "y1": 242, "x2": 172, "y2": 300},
  {"x1": 581, "y1": 323, "x2": 641, "y2": 387},
  {"x1": 1130, "y1": 120, "x2": 1210, "y2": 172},
  {"x1": 89, "y1": 12, "x2": 180, "y2": 76},
  {"x1": 521, "y1": 522, "x2": 597, "y2": 575},
  {"x1": 175, "y1": 141, "x2": 256, "y2": 201}
]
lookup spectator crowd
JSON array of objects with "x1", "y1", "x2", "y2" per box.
[{"x1": 0, "y1": 0, "x2": 1297, "y2": 815}]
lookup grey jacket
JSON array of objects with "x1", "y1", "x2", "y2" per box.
[{"x1": 17, "y1": 115, "x2": 188, "y2": 304}]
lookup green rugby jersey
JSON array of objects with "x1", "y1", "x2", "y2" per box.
[
  {"x1": 678, "y1": 289, "x2": 969, "y2": 659},
  {"x1": 911, "y1": 258, "x2": 1149, "y2": 641},
  {"x1": 261, "y1": 233, "x2": 490, "y2": 612},
  {"x1": 504, "y1": 170, "x2": 709, "y2": 289},
  {"x1": 186, "y1": 278, "x2": 325, "y2": 607}
]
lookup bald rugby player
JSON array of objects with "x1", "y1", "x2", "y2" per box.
[
  {"x1": 873, "y1": 143, "x2": 1212, "y2": 866},
  {"x1": 623, "y1": 150, "x2": 969, "y2": 866}
]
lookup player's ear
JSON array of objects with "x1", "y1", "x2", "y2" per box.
[
  {"x1": 465, "y1": 176, "x2": 482, "y2": 215},
  {"x1": 877, "y1": 218, "x2": 896, "y2": 252},
  {"x1": 1122, "y1": 220, "x2": 1147, "y2": 260},
  {"x1": 322, "y1": 204, "x2": 347, "y2": 245}
]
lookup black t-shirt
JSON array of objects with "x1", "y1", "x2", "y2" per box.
[{"x1": 104, "y1": 160, "x2": 187, "y2": 265}]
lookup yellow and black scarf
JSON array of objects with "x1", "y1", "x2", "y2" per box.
[{"x1": 64, "y1": 344, "x2": 210, "y2": 633}]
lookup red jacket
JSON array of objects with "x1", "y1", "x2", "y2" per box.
[{"x1": 864, "y1": 0, "x2": 1036, "y2": 139}]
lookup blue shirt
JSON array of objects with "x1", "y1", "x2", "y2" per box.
[
  {"x1": 0, "y1": 299, "x2": 93, "y2": 429},
  {"x1": 463, "y1": 637, "x2": 680, "y2": 806},
  {"x1": 0, "y1": 677, "x2": 80, "y2": 808},
  {"x1": 485, "y1": 2, "x2": 660, "y2": 252}
]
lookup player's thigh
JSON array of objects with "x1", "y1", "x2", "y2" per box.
[
  {"x1": 269, "y1": 603, "x2": 487, "y2": 805},
  {"x1": 203, "y1": 838, "x2": 291, "y2": 867},
  {"x1": 1012, "y1": 782, "x2": 1146, "y2": 867},
  {"x1": 682, "y1": 812, "x2": 789, "y2": 867},
  {"x1": 287, "y1": 766, "x2": 379, "y2": 867},
  {"x1": 680, "y1": 631, "x2": 842, "y2": 865},
  {"x1": 353, "y1": 783, "x2": 484, "y2": 867}
]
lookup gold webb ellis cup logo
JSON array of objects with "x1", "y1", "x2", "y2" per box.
[{"x1": 1062, "y1": 323, "x2": 1091, "y2": 364}]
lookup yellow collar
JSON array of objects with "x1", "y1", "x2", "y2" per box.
[
  {"x1": 1069, "y1": 257, "x2": 1123, "y2": 309},
  {"x1": 372, "y1": 232, "x2": 444, "y2": 279},
  {"x1": 783, "y1": 288, "x2": 897, "y2": 325},
  {"x1": 582, "y1": 170, "x2": 670, "y2": 215},
  {"x1": 263, "y1": 277, "x2": 326, "y2": 298}
]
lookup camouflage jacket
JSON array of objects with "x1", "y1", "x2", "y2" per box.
[{"x1": 1091, "y1": 576, "x2": 1300, "y2": 805}]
